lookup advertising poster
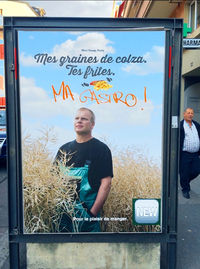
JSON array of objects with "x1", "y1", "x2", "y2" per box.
[{"x1": 18, "y1": 30, "x2": 165, "y2": 233}]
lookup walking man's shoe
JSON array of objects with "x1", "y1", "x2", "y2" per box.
[{"x1": 182, "y1": 190, "x2": 190, "y2": 199}]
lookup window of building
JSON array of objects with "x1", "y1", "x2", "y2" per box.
[
  {"x1": 197, "y1": 1, "x2": 200, "y2": 28},
  {"x1": 189, "y1": 0, "x2": 200, "y2": 31}
]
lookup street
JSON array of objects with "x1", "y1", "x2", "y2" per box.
[{"x1": 0, "y1": 161, "x2": 9, "y2": 269}]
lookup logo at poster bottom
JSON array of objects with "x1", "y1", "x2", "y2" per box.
[{"x1": 132, "y1": 199, "x2": 160, "y2": 225}]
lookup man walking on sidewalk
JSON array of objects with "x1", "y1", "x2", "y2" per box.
[{"x1": 180, "y1": 108, "x2": 200, "y2": 199}]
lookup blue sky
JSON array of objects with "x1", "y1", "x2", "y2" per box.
[{"x1": 19, "y1": 30, "x2": 165, "y2": 161}]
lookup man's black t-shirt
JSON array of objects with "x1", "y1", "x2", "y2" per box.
[{"x1": 55, "y1": 138, "x2": 113, "y2": 191}]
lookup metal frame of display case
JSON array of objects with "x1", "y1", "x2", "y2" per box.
[{"x1": 3, "y1": 17, "x2": 183, "y2": 269}]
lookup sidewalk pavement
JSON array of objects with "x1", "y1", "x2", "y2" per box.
[
  {"x1": 0, "y1": 166, "x2": 200, "y2": 269},
  {"x1": 177, "y1": 176, "x2": 200, "y2": 269}
]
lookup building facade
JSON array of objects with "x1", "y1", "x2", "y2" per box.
[
  {"x1": 0, "y1": 0, "x2": 45, "y2": 97},
  {"x1": 120, "y1": 0, "x2": 200, "y2": 120}
]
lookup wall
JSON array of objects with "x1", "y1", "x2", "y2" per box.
[
  {"x1": 0, "y1": 1, "x2": 37, "y2": 16},
  {"x1": 184, "y1": 82, "x2": 200, "y2": 122},
  {"x1": 182, "y1": 49, "x2": 200, "y2": 76},
  {"x1": 137, "y1": 1, "x2": 151, "y2": 18},
  {"x1": 27, "y1": 242, "x2": 160, "y2": 269}
]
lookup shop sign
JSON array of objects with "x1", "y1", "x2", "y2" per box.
[{"x1": 183, "y1": 38, "x2": 200, "y2": 49}]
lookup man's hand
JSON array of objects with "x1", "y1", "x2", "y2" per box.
[{"x1": 90, "y1": 176, "x2": 112, "y2": 217}]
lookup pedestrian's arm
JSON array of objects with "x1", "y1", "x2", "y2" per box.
[{"x1": 90, "y1": 176, "x2": 112, "y2": 217}]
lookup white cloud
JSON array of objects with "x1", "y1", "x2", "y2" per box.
[
  {"x1": 20, "y1": 76, "x2": 81, "y2": 119},
  {"x1": 90, "y1": 99, "x2": 154, "y2": 127},
  {"x1": 52, "y1": 32, "x2": 115, "y2": 61},
  {"x1": 29, "y1": 35, "x2": 35, "y2": 40},
  {"x1": 20, "y1": 77, "x2": 49, "y2": 102},
  {"x1": 27, "y1": 1, "x2": 113, "y2": 17},
  {"x1": 0, "y1": 90, "x2": 5, "y2": 97},
  {"x1": 20, "y1": 76, "x2": 154, "y2": 127},
  {"x1": 20, "y1": 32, "x2": 115, "y2": 67},
  {"x1": 122, "y1": 46, "x2": 165, "y2": 76},
  {"x1": 20, "y1": 52, "x2": 41, "y2": 67},
  {"x1": 68, "y1": 32, "x2": 86, "y2": 36},
  {"x1": 22, "y1": 120, "x2": 75, "y2": 157},
  {"x1": 20, "y1": 76, "x2": 160, "y2": 157}
]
